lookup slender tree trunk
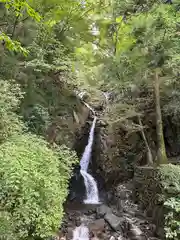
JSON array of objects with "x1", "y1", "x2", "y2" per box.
[
  {"x1": 154, "y1": 70, "x2": 168, "y2": 164},
  {"x1": 138, "y1": 115, "x2": 153, "y2": 165}
]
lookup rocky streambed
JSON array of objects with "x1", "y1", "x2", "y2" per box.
[{"x1": 57, "y1": 181, "x2": 161, "y2": 240}]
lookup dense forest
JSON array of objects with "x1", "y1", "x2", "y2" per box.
[{"x1": 0, "y1": 0, "x2": 180, "y2": 240}]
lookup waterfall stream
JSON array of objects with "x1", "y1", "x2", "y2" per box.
[
  {"x1": 72, "y1": 224, "x2": 89, "y2": 240},
  {"x1": 80, "y1": 170, "x2": 99, "y2": 204},
  {"x1": 80, "y1": 116, "x2": 100, "y2": 204},
  {"x1": 80, "y1": 117, "x2": 96, "y2": 172}
]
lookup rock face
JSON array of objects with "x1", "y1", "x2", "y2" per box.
[
  {"x1": 47, "y1": 98, "x2": 90, "y2": 148},
  {"x1": 90, "y1": 99, "x2": 180, "y2": 187},
  {"x1": 93, "y1": 122, "x2": 142, "y2": 185}
]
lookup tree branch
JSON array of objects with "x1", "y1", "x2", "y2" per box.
[{"x1": 11, "y1": 14, "x2": 20, "y2": 39}]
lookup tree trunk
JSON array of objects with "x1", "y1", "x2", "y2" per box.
[
  {"x1": 137, "y1": 115, "x2": 153, "y2": 165},
  {"x1": 154, "y1": 70, "x2": 168, "y2": 164}
]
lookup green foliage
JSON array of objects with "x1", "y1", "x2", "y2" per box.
[
  {"x1": 0, "y1": 80, "x2": 24, "y2": 142},
  {"x1": 102, "y1": 3, "x2": 180, "y2": 87},
  {"x1": 164, "y1": 197, "x2": 180, "y2": 240},
  {"x1": 0, "y1": 134, "x2": 77, "y2": 239},
  {"x1": 0, "y1": 211, "x2": 17, "y2": 240},
  {"x1": 1, "y1": 0, "x2": 41, "y2": 21},
  {"x1": 158, "y1": 164, "x2": 180, "y2": 239},
  {"x1": 0, "y1": 32, "x2": 29, "y2": 55},
  {"x1": 0, "y1": 0, "x2": 41, "y2": 54},
  {"x1": 159, "y1": 164, "x2": 180, "y2": 195},
  {"x1": 1, "y1": 0, "x2": 179, "y2": 238}
]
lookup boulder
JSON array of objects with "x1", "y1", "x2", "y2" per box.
[
  {"x1": 128, "y1": 223, "x2": 143, "y2": 239},
  {"x1": 66, "y1": 227, "x2": 73, "y2": 239},
  {"x1": 96, "y1": 204, "x2": 112, "y2": 217},
  {"x1": 88, "y1": 218, "x2": 105, "y2": 235},
  {"x1": 105, "y1": 213, "x2": 124, "y2": 231}
]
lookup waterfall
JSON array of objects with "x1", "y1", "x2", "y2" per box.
[
  {"x1": 80, "y1": 170, "x2": 99, "y2": 204},
  {"x1": 72, "y1": 224, "x2": 89, "y2": 240},
  {"x1": 83, "y1": 102, "x2": 95, "y2": 116},
  {"x1": 80, "y1": 116, "x2": 100, "y2": 204},
  {"x1": 80, "y1": 117, "x2": 96, "y2": 172}
]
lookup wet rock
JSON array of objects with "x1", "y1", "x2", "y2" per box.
[
  {"x1": 117, "y1": 236, "x2": 124, "y2": 240},
  {"x1": 109, "y1": 236, "x2": 115, "y2": 240},
  {"x1": 129, "y1": 224, "x2": 143, "y2": 235},
  {"x1": 96, "y1": 204, "x2": 112, "y2": 217},
  {"x1": 105, "y1": 212, "x2": 124, "y2": 231},
  {"x1": 62, "y1": 178, "x2": 161, "y2": 240},
  {"x1": 98, "y1": 119, "x2": 108, "y2": 127},
  {"x1": 128, "y1": 223, "x2": 144, "y2": 240},
  {"x1": 88, "y1": 218, "x2": 105, "y2": 235},
  {"x1": 66, "y1": 227, "x2": 73, "y2": 239}
]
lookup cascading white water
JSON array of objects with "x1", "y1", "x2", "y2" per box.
[
  {"x1": 80, "y1": 170, "x2": 99, "y2": 204},
  {"x1": 80, "y1": 116, "x2": 100, "y2": 204},
  {"x1": 80, "y1": 117, "x2": 96, "y2": 172},
  {"x1": 72, "y1": 224, "x2": 89, "y2": 240},
  {"x1": 83, "y1": 102, "x2": 95, "y2": 116}
]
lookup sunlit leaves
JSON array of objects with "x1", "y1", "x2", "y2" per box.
[
  {"x1": 0, "y1": 32, "x2": 29, "y2": 55},
  {"x1": 1, "y1": 0, "x2": 41, "y2": 21},
  {"x1": 0, "y1": 0, "x2": 41, "y2": 55}
]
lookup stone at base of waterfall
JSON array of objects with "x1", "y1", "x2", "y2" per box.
[
  {"x1": 128, "y1": 223, "x2": 145, "y2": 240},
  {"x1": 129, "y1": 223, "x2": 143, "y2": 236},
  {"x1": 66, "y1": 227, "x2": 73, "y2": 239},
  {"x1": 104, "y1": 212, "x2": 124, "y2": 231},
  {"x1": 88, "y1": 219, "x2": 105, "y2": 236},
  {"x1": 96, "y1": 204, "x2": 112, "y2": 217}
]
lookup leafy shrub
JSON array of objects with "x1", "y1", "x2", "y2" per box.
[
  {"x1": 0, "y1": 211, "x2": 18, "y2": 240},
  {"x1": 0, "y1": 80, "x2": 24, "y2": 143},
  {"x1": 159, "y1": 164, "x2": 180, "y2": 240},
  {"x1": 22, "y1": 104, "x2": 50, "y2": 135},
  {"x1": 164, "y1": 197, "x2": 180, "y2": 240},
  {"x1": 0, "y1": 134, "x2": 77, "y2": 239},
  {"x1": 159, "y1": 164, "x2": 180, "y2": 196}
]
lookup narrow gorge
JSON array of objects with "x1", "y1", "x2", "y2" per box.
[{"x1": 59, "y1": 100, "x2": 169, "y2": 240}]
